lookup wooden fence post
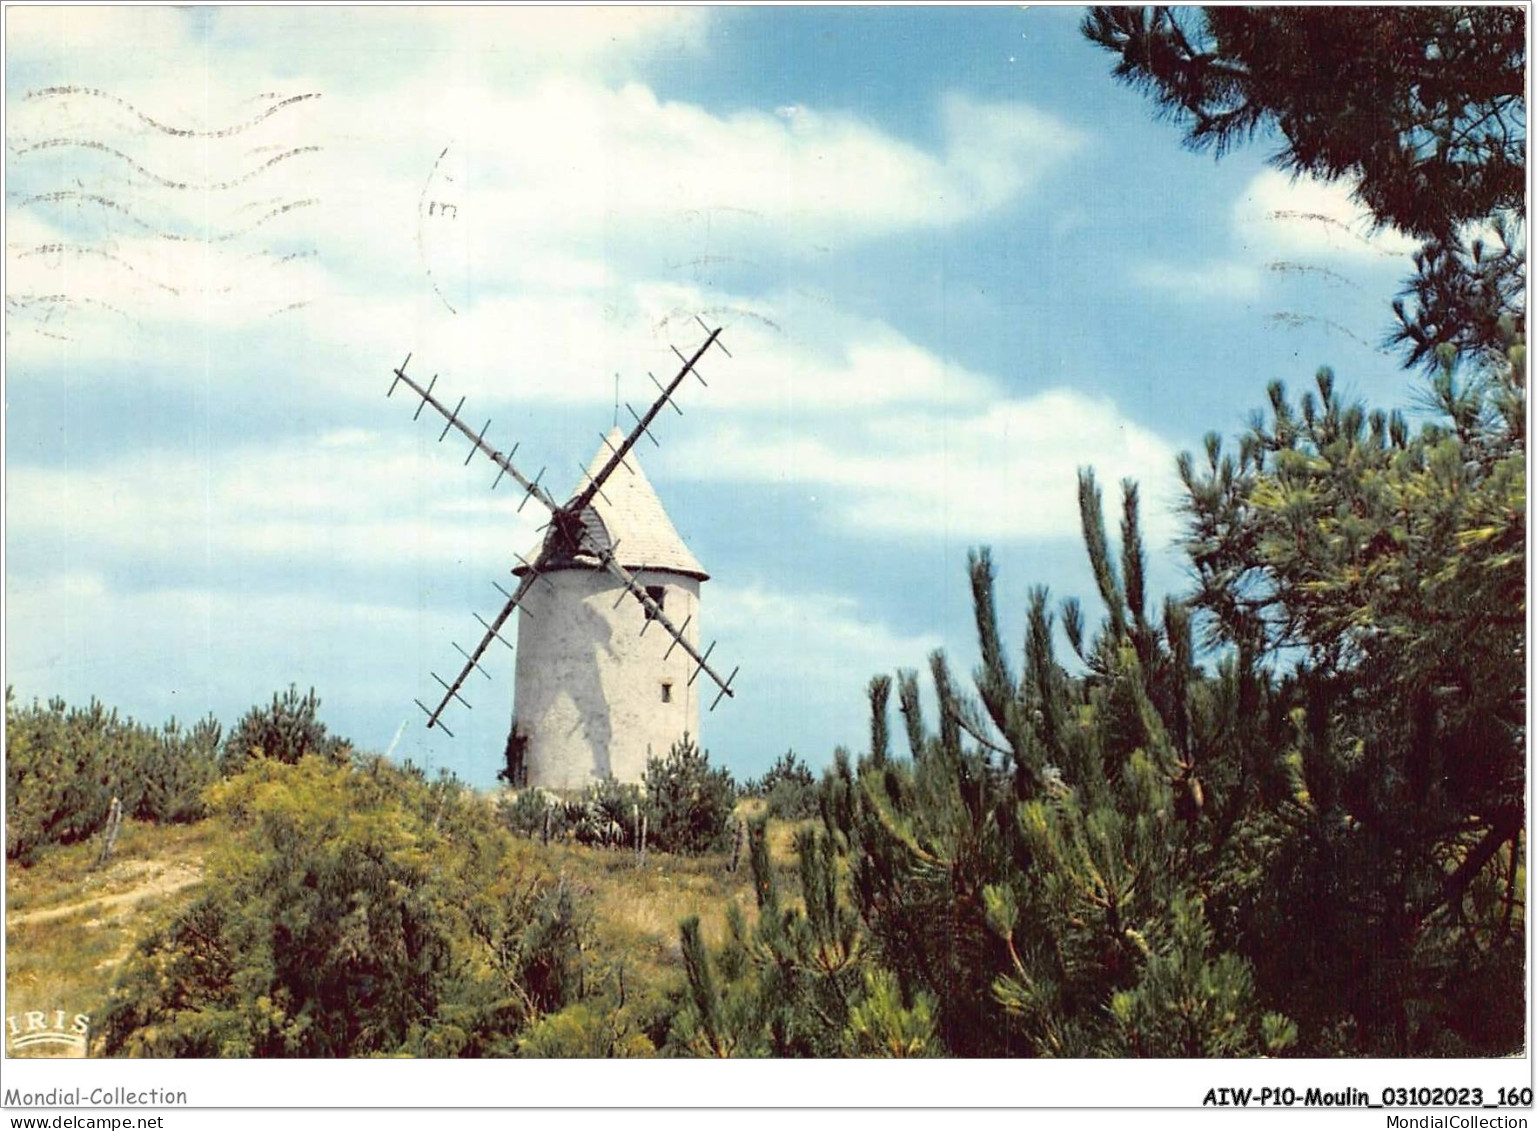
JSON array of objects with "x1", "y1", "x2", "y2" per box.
[
  {"x1": 729, "y1": 815, "x2": 746, "y2": 874},
  {"x1": 94, "y1": 796, "x2": 123, "y2": 870}
]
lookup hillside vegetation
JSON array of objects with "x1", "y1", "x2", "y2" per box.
[
  {"x1": 7, "y1": 339, "x2": 1524, "y2": 1057},
  {"x1": 4, "y1": 685, "x2": 821, "y2": 1058}
]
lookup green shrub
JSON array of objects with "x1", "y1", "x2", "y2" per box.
[
  {"x1": 664, "y1": 819, "x2": 940, "y2": 1058},
  {"x1": 133, "y1": 715, "x2": 222, "y2": 825},
  {"x1": 642, "y1": 735, "x2": 736, "y2": 856},
  {"x1": 745, "y1": 750, "x2": 819, "y2": 821},
  {"x1": 499, "y1": 780, "x2": 645, "y2": 848},
  {"x1": 565, "y1": 777, "x2": 645, "y2": 848},
  {"x1": 516, "y1": 1002, "x2": 656, "y2": 1058},
  {"x1": 220, "y1": 684, "x2": 350, "y2": 773},
  {"x1": 5, "y1": 692, "x2": 116, "y2": 863},
  {"x1": 499, "y1": 747, "x2": 733, "y2": 857},
  {"x1": 96, "y1": 755, "x2": 587, "y2": 1057},
  {"x1": 498, "y1": 787, "x2": 560, "y2": 839}
]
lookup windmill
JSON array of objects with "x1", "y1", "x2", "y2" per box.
[{"x1": 386, "y1": 318, "x2": 737, "y2": 788}]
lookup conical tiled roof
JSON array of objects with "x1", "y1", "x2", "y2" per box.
[{"x1": 516, "y1": 428, "x2": 708, "y2": 580}]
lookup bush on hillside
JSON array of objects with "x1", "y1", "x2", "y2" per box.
[
  {"x1": 498, "y1": 786, "x2": 559, "y2": 839},
  {"x1": 642, "y1": 735, "x2": 736, "y2": 856},
  {"x1": 220, "y1": 684, "x2": 350, "y2": 774},
  {"x1": 96, "y1": 755, "x2": 587, "y2": 1057},
  {"x1": 743, "y1": 750, "x2": 819, "y2": 821},
  {"x1": 498, "y1": 739, "x2": 736, "y2": 856},
  {"x1": 499, "y1": 778, "x2": 645, "y2": 848},
  {"x1": 133, "y1": 715, "x2": 224, "y2": 825},
  {"x1": 563, "y1": 776, "x2": 645, "y2": 848}
]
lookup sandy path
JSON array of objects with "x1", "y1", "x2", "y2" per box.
[{"x1": 8, "y1": 862, "x2": 203, "y2": 928}]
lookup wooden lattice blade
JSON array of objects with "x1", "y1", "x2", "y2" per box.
[
  {"x1": 565, "y1": 326, "x2": 723, "y2": 517},
  {"x1": 418, "y1": 565, "x2": 542, "y2": 732},
  {"x1": 388, "y1": 357, "x2": 562, "y2": 514},
  {"x1": 595, "y1": 548, "x2": 737, "y2": 708}
]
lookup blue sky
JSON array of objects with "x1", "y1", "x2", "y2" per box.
[{"x1": 4, "y1": 6, "x2": 1426, "y2": 786}]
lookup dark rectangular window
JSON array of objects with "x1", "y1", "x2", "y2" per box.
[
  {"x1": 661, "y1": 682, "x2": 673, "y2": 703},
  {"x1": 644, "y1": 585, "x2": 666, "y2": 621}
]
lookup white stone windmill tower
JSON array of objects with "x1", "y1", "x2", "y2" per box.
[
  {"x1": 509, "y1": 429, "x2": 710, "y2": 788},
  {"x1": 386, "y1": 321, "x2": 737, "y2": 788}
]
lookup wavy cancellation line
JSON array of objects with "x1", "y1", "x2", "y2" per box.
[
  {"x1": 16, "y1": 244, "x2": 182, "y2": 294},
  {"x1": 6, "y1": 290, "x2": 309, "y2": 330},
  {"x1": 17, "y1": 192, "x2": 319, "y2": 242},
  {"x1": 5, "y1": 293, "x2": 133, "y2": 321},
  {"x1": 1266, "y1": 311, "x2": 1391, "y2": 354},
  {"x1": 22, "y1": 87, "x2": 321, "y2": 138},
  {"x1": 10, "y1": 139, "x2": 323, "y2": 191},
  {"x1": 1265, "y1": 209, "x2": 1411, "y2": 257},
  {"x1": 15, "y1": 244, "x2": 320, "y2": 296}
]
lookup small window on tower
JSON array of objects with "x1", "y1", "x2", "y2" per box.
[
  {"x1": 644, "y1": 585, "x2": 666, "y2": 621},
  {"x1": 661, "y1": 682, "x2": 673, "y2": 703}
]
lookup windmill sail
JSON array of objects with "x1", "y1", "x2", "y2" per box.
[
  {"x1": 596, "y1": 548, "x2": 738, "y2": 710},
  {"x1": 389, "y1": 357, "x2": 562, "y2": 514},
  {"x1": 413, "y1": 563, "x2": 544, "y2": 732},
  {"x1": 387, "y1": 321, "x2": 738, "y2": 736},
  {"x1": 564, "y1": 325, "x2": 721, "y2": 516}
]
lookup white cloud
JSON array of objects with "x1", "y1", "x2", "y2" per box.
[
  {"x1": 6, "y1": 60, "x2": 1085, "y2": 392},
  {"x1": 6, "y1": 70, "x2": 1083, "y2": 302},
  {"x1": 4, "y1": 431, "x2": 544, "y2": 574},
  {"x1": 1129, "y1": 168, "x2": 1418, "y2": 306},
  {"x1": 4, "y1": 569, "x2": 418, "y2": 688},
  {"x1": 440, "y1": 79, "x2": 1064, "y2": 244},
  {"x1": 240, "y1": 7, "x2": 712, "y2": 67},
  {"x1": 666, "y1": 388, "x2": 1180, "y2": 544},
  {"x1": 708, "y1": 583, "x2": 944, "y2": 767},
  {"x1": 938, "y1": 93, "x2": 1086, "y2": 212},
  {"x1": 5, "y1": 8, "x2": 198, "y2": 57},
  {"x1": 1233, "y1": 169, "x2": 1419, "y2": 260},
  {"x1": 5, "y1": 7, "x2": 709, "y2": 85},
  {"x1": 714, "y1": 584, "x2": 940, "y2": 684},
  {"x1": 4, "y1": 259, "x2": 998, "y2": 421}
]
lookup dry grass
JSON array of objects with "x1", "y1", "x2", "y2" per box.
[
  {"x1": 6, "y1": 820, "x2": 214, "y2": 914},
  {"x1": 537, "y1": 841, "x2": 753, "y2": 982},
  {"x1": 516, "y1": 809, "x2": 806, "y2": 993}
]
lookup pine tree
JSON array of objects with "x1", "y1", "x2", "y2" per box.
[
  {"x1": 1180, "y1": 345, "x2": 1525, "y2": 1053},
  {"x1": 1082, "y1": 11, "x2": 1526, "y2": 1050},
  {"x1": 667, "y1": 817, "x2": 937, "y2": 1057},
  {"x1": 641, "y1": 735, "x2": 736, "y2": 855},
  {"x1": 221, "y1": 684, "x2": 350, "y2": 773},
  {"x1": 757, "y1": 475, "x2": 1294, "y2": 1057},
  {"x1": 1082, "y1": 6, "x2": 1526, "y2": 373}
]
